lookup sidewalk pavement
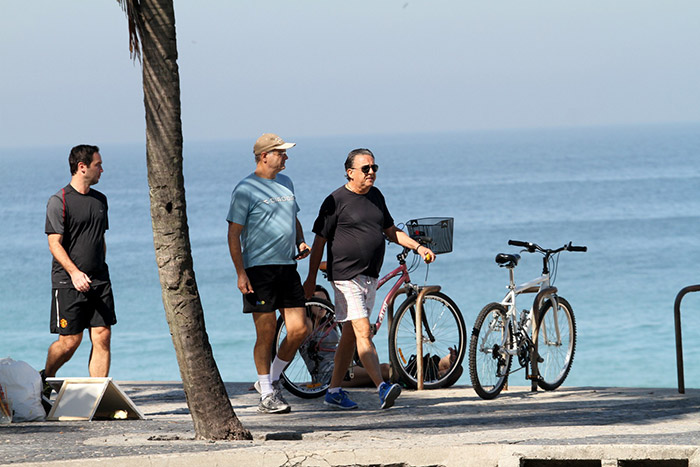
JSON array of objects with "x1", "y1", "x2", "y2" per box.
[{"x1": 2, "y1": 381, "x2": 700, "y2": 466}]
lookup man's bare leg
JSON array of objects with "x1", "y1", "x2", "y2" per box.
[
  {"x1": 350, "y1": 317, "x2": 384, "y2": 387},
  {"x1": 329, "y1": 323, "x2": 358, "y2": 389},
  {"x1": 252, "y1": 312, "x2": 277, "y2": 376},
  {"x1": 88, "y1": 326, "x2": 111, "y2": 377},
  {"x1": 45, "y1": 333, "x2": 83, "y2": 377},
  {"x1": 276, "y1": 307, "x2": 309, "y2": 361}
]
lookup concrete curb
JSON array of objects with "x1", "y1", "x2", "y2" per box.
[{"x1": 11, "y1": 444, "x2": 700, "y2": 467}]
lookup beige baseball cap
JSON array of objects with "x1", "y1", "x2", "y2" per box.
[{"x1": 253, "y1": 133, "x2": 296, "y2": 156}]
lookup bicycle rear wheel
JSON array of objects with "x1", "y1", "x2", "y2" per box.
[
  {"x1": 533, "y1": 296, "x2": 576, "y2": 391},
  {"x1": 273, "y1": 297, "x2": 340, "y2": 399},
  {"x1": 388, "y1": 292, "x2": 467, "y2": 389},
  {"x1": 468, "y1": 303, "x2": 512, "y2": 400}
]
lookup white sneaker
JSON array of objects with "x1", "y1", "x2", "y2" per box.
[
  {"x1": 271, "y1": 380, "x2": 289, "y2": 407},
  {"x1": 258, "y1": 392, "x2": 291, "y2": 414}
]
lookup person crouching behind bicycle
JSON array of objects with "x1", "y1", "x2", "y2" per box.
[{"x1": 303, "y1": 148, "x2": 435, "y2": 410}]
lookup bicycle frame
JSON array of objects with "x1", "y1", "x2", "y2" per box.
[
  {"x1": 311, "y1": 313, "x2": 339, "y2": 354},
  {"x1": 312, "y1": 249, "x2": 417, "y2": 337},
  {"x1": 373, "y1": 259, "x2": 415, "y2": 333},
  {"x1": 499, "y1": 267, "x2": 560, "y2": 358},
  {"x1": 299, "y1": 255, "x2": 415, "y2": 379},
  {"x1": 286, "y1": 244, "x2": 467, "y2": 396}
]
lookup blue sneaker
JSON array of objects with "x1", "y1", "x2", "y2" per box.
[
  {"x1": 378, "y1": 382, "x2": 401, "y2": 409},
  {"x1": 324, "y1": 389, "x2": 358, "y2": 410}
]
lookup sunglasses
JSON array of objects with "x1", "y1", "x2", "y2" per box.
[{"x1": 352, "y1": 164, "x2": 379, "y2": 174}]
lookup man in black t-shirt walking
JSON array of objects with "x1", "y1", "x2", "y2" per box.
[
  {"x1": 303, "y1": 148, "x2": 435, "y2": 410},
  {"x1": 43, "y1": 145, "x2": 116, "y2": 379}
]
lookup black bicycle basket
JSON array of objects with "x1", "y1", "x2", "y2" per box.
[{"x1": 406, "y1": 217, "x2": 454, "y2": 254}]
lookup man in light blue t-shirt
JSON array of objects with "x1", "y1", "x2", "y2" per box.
[{"x1": 227, "y1": 133, "x2": 311, "y2": 414}]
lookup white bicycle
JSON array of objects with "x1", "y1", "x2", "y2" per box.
[{"x1": 468, "y1": 239, "x2": 587, "y2": 400}]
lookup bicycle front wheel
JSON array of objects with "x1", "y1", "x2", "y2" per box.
[
  {"x1": 388, "y1": 292, "x2": 467, "y2": 389},
  {"x1": 533, "y1": 296, "x2": 576, "y2": 391},
  {"x1": 273, "y1": 297, "x2": 340, "y2": 399},
  {"x1": 468, "y1": 303, "x2": 512, "y2": 400}
]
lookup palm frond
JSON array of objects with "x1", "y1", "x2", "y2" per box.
[{"x1": 117, "y1": 0, "x2": 142, "y2": 62}]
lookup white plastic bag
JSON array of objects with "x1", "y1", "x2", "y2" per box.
[
  {"x1": 0, "y1": 383, "x2": 12, "y2": 423},
  {"x1": 0, "y1": 358, "x2": 45, "y2": 422}
]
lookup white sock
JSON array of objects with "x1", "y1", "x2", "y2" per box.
[
  {"x1": 328, "y1": 387, "x2": 341, "y2": 394},
  {"x1": 258, "y1": 374, "x2": 273, "y2": 397},
  {"x1": 270, "y1": 356, "x2": 289, "y2": 383}
]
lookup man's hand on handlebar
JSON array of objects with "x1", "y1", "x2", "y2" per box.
[{"x1": 417, "y1": 245, "x2": 436, "y2": 264}]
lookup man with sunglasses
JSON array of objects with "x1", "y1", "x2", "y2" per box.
[
  {"x1": 303, "y1": 148, "x2": 435, "y2": 410},
  {"x1": 227, "y1": 133, "x2": 311, "y2": 414}
]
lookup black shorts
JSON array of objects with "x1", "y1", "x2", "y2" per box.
[
  {"x1": 242, "y1": 264, "x2": 306, "y2": 313},
  {"x1": 51, "y1": 282, "x2": 117, "y2": 335}
]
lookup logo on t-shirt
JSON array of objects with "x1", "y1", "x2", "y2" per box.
[{"x1": 262, "y1": 195, "x2": 295, "y2": 205}]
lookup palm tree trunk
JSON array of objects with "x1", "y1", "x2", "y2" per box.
[{"x1": 132, "y1": 0, "x2": 250, "y2": 440}]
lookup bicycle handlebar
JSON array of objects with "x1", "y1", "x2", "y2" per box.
[
  {"x1": 414, "y1": 235, "x2": 433, "y2": 245},
  {"x1": 398, "y1": 237, "x2": 435, "y2": 264},
  {"x1": 508, "y1": 240, "x2": 587, "y2": 255},
  {"x1": 508, "y1": 239, "x2": 535, "y2": 251}
]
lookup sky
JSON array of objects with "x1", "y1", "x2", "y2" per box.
[{"x1": 1, "y1": 1, "x2": 699, "y2": 148}]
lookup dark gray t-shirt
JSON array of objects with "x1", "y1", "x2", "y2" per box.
[
  {"x1": 45, "y1": 184, "x2": 110, "y2": 288},
  {"x1": 312, "y1": 185, "x2": 394, "y2": 281}
]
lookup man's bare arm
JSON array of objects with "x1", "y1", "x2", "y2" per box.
[
  {"x1": 227, "y1": 222, "x2": 254, "y2": 294},
  {"x1": 303, "y1": 235, "x2": 327, "y2": 298},
  {"x1": 383, "y1": 226, "x2": 435, "y2": 263}
]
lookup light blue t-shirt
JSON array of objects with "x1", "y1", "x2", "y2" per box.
[{"x1": 227, "y1": 173, "x2": 299, "y2": 268}]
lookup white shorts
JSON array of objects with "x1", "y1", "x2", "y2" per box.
[{"x1": 331, "y1": 275, "x2": 378, "y2": 323}]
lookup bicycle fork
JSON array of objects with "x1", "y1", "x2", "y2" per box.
[{"x1": 526, "y1": 286, "x2": 559, "y2": 389}]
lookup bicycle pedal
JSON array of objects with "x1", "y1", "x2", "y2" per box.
[{"x1": 531, "y1": 350, "x2": 544, "y2": 363}]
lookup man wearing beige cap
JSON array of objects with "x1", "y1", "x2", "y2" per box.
[{"x1": 227, "y1": 133, "x2": 310, "y2": 414}]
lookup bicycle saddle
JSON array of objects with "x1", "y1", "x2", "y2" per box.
[{"x1": 495, "y1": 253, "x2": 520, "y2": 268}]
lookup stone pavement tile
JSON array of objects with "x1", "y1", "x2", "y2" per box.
[{"x1": 2, "y1": 382, "x2": 700, "y2": 466}]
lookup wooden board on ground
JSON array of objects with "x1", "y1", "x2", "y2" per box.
[{"x1": 45, "y1": 377, "x2": 144, "y2": 421}]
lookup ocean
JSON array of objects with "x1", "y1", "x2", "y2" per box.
[{"x1": 1, "y1": 123, "x2": 699, "y2": 389}]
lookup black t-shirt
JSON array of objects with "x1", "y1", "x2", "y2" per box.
[
  {"x1": 312, "y1": 185, "x2": 394, "y2": 281},
  {"x1": 45, "y1": 184, "x2": 110, "y2": 288}
]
